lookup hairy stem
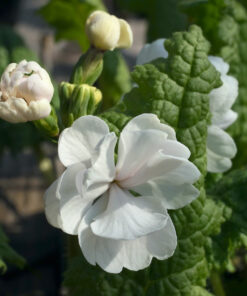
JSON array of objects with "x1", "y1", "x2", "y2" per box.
[{"x1": 210, "y1": 271, "x2": 226, "y2": 296}]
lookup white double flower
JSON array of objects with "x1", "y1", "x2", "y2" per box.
[
  {"x1": 45, "y1": 114, "x2": 200, "y2": 273},
  {"x1": 136, "y1": 39, "x2": 238, "y2": 173},
  {"x1": 0, "y1": 60, "x2": 54, "y2": 123}
]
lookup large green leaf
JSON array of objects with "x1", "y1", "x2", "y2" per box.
[
  {"x1": 39, "y1": 0, "x2": 105, "y2": 51},
  {"x1": 65, "y1": 25, "x2": 225, "y2": 295}
]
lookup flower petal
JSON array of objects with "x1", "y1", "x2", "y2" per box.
[
  {"x1": 209, "y1": 56, "x2": 229, "y2": 75},
  {"x1": 146, "y1": 215, "x2": 177, "y2": 260},
  {"x1": 120, "y1": 151, "x2": 200, "y2": 190},
  {"x1": 78, "y1": 193, "x2": 152, "y2": 273},
  {"x1": 116, "y1": 130, "x2": 167, "y2": 181},
  {"x1": 130, "y1": 158, "x2": 200, "y2": 209},
  {"x1": 78, "y1": 193, "x2": 123, "y2": 273},
  {"x1": 116, "y1": 114, "x2": 178, "y2": 181},
  {"x1": 207, "y1": 125, "x2": 237, "y2": 158},
  {"x1": 58, "y1": 115, "x2": 109, "y2": 167},
  {"x1": 121, "y1": 113, "x2": 176, "y2": 139},
  {"x1": 91, "y1": 184, "x2": 168, "y2": 240},
  {"x1": 117, "y1": 19, "x2": 133, "y2": 48},
  {"x1": 136, "y1": 39, "x2": 168, "y2": 65},
  {"x1": 59, "y1": 163, "x2": 90, "y2": 234},
  {"x1": 207, "y1": 148, "x2": 232, "y2": 173},
  {"x1": 76, "y1": 132, "x2": 117, "y2": 200},
  {"x1": 210, "y1": 75, "x2": 238, "y2": 115},
  {"x1": 44, "y1": 178, "x2": 62, "y2": 228},
  {"x1": 78, "y1": 191, "x2": 176, "y2": 273},
  {"x1": 212, "y1": 109, "x2": 238, "y2": 130}
]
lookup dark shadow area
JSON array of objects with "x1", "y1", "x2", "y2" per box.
[{"x1": 0, "y1": 213, "x2": 64, "y2": 296}]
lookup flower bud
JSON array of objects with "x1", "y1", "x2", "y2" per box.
[
  {"x1": 86, "y1": 11, "x2": 133, "y2": 51},
  {"x1": 59, "y1": 82, "x2": 102, "y2": 127},
  {"x1": 0, "y1": 60, "x2": 54, "y2": 123}
]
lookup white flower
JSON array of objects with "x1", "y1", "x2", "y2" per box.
[
  {"x1": 207, "y1": 56, "x2": 238, "y2": 173},
  {"x1": 44, "y1": 114, "x2": 200, "y2": 273},
  {"x1": 0, "y1": 60, "x2": 54, "y2": 123},
  {"x1": 136, "y1": 41, "x2": 238, "y2": 173},
  {"x1": 85, "y1": 10, "x2": 133, "y2": 51}
]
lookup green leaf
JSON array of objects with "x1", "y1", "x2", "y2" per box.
[
  {"x1": 182, "y1": 0, "x2": 247, "y2": 169},
  {"x1": 207, "y1": 169, "x2": 247, "y2": 272},
  {"x1": 0, "y1": 226, "x2": 25, "y2": 274},
  {"x1": 39, "y1": 0, "x2": 106, "y2": 51},
  {"x1": 98, "y1": 50, "x2": 132, "y2": 111},
  {"x1": 64, "y1": 255, "x2": 143, "y2": 296}
]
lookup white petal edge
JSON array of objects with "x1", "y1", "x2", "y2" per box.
[
  {"x1": 0, "y1": 98, "x2": 51, "y2": 123},
  {"x1": 207, "y1": 125, "x2": 237, "y2": 158},
  {"x1": 58, "y1": 115, "x2": 110, "y2": 167},
  {"x1": 78, "y1": 193, "x2": 176, "y2": 273},
  {"x1": 212, "y1": 109, "x2": 238, "y2": 130},
  {"x1": 208, "y1": 56, "x2": 229, "y2": 75},
  {"x1": 136, "y1": 39, "x2": 168, "y2": 65},
  {"x1": 207, "y1": 148, "x2": 232, "y2": 173},
  {"x1": 146, "y1": 215, "x2": 177, "y2": 260},
  {"x1": 121, "y1": 113, "x2": 176, "y2": 139},
  {"x1": 44, "y1": 179, "x2": 62, "y2": 228},
  {"x1": 58, "y1": 163, "x2": 90, "y2": 234},
  {"x1": 91, "y1": 184, "x2": 168, "y2": 240},
  {"x1": 77, "y1": 132, "x2": 117, "y2": 201},
  {"x1": 120, "y1": 151, "x2": 200, "y2": 190},
  {"x1": 130, "y1": 157, "x2": 200, "y2": 209}
]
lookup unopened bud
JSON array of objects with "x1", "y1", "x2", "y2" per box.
[
  {"x1": 0, "y1": 60, "x2": 54, "y2": 123},
  {"x1": 86, "y1": 11, "x2": 133, "y2": 51},
  {"x1": 59, "y1": 82, "x2": 102, "y2": 127}
]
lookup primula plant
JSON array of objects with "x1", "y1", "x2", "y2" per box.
[{"x1": 1, "y1": 1, "x2": 247, "y2": 295}]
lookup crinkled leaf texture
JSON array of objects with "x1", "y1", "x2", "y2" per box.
[
  {"x1": 64, "y1": 25, "x2": 226, "y2": 295},
  {"x1": 182, "y1": 0, "x2": 247, "y2": 168},
  {"x1": 206, "y1": 169, "x2": 247, "y2": 272},
  {"x1": 0, "y1": 226, "x2": 25, "y2": 273}
]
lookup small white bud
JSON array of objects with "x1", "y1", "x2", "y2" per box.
[
  {"x1": 0, "y1": 60, "x2": 54, "y2": 123},
  {"x1": 86, "y1": 10, "x2": 133, "y2": 51}
]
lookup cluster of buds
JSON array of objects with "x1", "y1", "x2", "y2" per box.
[{"x1": 0, "y1": 10, "x2": 133, "y2": 127}]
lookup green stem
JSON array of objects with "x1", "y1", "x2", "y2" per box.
[{"x1": 210, "y1": 271, "x2": 226, "y2": 296}]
